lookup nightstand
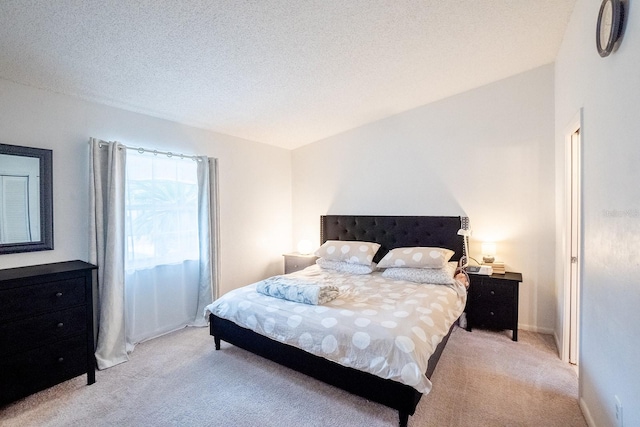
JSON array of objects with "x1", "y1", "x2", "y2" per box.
[
  {"x1": 283, "y1": 253, "x2": 318, "y2": 274},
  {"x1": 465, "y1": 271, "x2": 523, "y2": 341}
]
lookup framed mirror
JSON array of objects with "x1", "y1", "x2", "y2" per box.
[{"x1": 0, "y1": 143, "x2": 53, "y2": 254}]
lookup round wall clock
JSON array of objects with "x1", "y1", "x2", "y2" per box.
[{"x1": 596, "y1": 0, "x2": 625, "y2": 57}]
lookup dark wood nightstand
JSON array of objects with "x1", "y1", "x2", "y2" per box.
[
  {"x1": 465, "y1": 271, "x2": 523, "y2": 341},
  {"x1": 283, "y1": 253, "x2": 318, "y2": 274}
]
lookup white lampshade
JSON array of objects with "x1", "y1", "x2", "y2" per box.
[
  {"x1": 297, "y1": 239, "x2": 314, "y2": 255},
  {"x1": 481, "y1": 242, "x2": 496, "y2": 256},
  {"x1": 481, "y1": 242, "x2": 496, "y2": 263}
]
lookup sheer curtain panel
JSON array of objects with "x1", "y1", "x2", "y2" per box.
[
  {"x1": 123, "y1": 151, "x2": 217, "y2": 348},
  {"x1": 125, "y1": 152, "x2": 194, "y2": 345}
]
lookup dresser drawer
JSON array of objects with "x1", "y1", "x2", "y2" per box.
[
  {"x1": 470, "y1": 302, "x2": 512, "y2": 328},
  {"x1": 471, "y1": 279, "x2": 514, "y2": 303},
  {"x1": 0, "y1": 305, "x2": 87, "y2": 356},
  {"x1": 0, "y1": 334, "x2": 88, "y2": 404},
  {"x1": 0, "y1": 277, "x2": 86, "y2": 321}
]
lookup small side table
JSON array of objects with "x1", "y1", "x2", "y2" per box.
[
  {"x1": 283, "y1": 253, "x2": 318, "y2": 274},
  {"x1": 465, "y1": 271, "x2": 523, "y2": 341}
]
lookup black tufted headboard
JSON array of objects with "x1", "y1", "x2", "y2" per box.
[{"x1": 320, "y1": 215, "x2": 466, "y2": 264}]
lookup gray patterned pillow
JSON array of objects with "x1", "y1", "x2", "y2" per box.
[
  {"x1": 316, "y1": 258, "x2": 375, "y2": 275},
  {"x1": 377, "y1": 247, "x2": 454, "y2": 269},
  {"x1": 314, "y1": 240, "x2": 380, "y2": 266},
  {"x1": 381, "y1": 262, "x2": 457, "y2": 285}
]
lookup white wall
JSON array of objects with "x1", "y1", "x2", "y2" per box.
[
  {"x1": 292, "y1": 65, "x2": 556, "y2": 333},
  {"x1": 0, "y1": 79, "x2": 292, "y2": 296},
  {"x1": 555, "y1": 1, "x2": 640, "y2": 426}
]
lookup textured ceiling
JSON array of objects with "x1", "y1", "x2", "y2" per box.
[{"x1": 0, "y1": 1, "x2": 576, "y2": 149}]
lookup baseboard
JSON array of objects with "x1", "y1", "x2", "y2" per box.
[
  {"x1": 579, "y1": 397, "x2": 596, "y2": 427},
  {"x1": 553, "y1": 331, "x2": 563, "y2": 360},
  {"x1": 518, "y1": 323, "x2": 555, "y2": 335},
  {"x1": 522, "y1": 325, "x2": 564, "y2": 360}
]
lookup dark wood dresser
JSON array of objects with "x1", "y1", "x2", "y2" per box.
[
  {"x1": 465, "y1": 272, "x2": 523, "y2": 341},
  {"x1": 0, "y1": 260, "x2": 97, "y2": 405}
]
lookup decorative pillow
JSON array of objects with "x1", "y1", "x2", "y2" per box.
[
  {"x1": 377, "y1": 247, "x2": 454, "y2": 269},
  {"x1": 316, "y1": 258, "x2": 375, "y2": 275},
  {"x1": 381, "y1": 262, "x2": 457, "y2": 285},
  {"x1": 314, "y1": 240, "x2": 380, "y2": 266}
]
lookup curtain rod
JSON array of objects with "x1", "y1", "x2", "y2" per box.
[{"x1": 97, "y1": 141, "x2": 202, "y2": 161}]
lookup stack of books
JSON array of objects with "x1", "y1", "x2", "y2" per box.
[{"x1": 486, "y1": 262, "x2": 505, "y2": 274}]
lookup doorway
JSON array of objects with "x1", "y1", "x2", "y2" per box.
[
  {"x1": 563, "y1": 112, "x2": 582, "y2": 369},
  {"x1": 568, "y1": 128, "x2": 581, "y2": 366}
]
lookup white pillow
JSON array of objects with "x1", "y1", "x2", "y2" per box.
[
  {"x1": 316, "y1": 258, "x2": 375, "y2": 275},
  {"x1": 381, "y1": 262, "x2": 457, "y2": 285},
  {"x1": 314, "y1": 240, "x2": 380, "y2": 266},
  {"x1": 377, "y1": 247, "x2": 454, "y2": 269}
]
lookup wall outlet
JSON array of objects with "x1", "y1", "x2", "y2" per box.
[{"x1": 614, "y1": 395, "x2": 623, "y2": 427}]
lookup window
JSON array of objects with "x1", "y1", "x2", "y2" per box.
[{"x1": 125, "y1": 152, "x2": 199, "y2": 271}]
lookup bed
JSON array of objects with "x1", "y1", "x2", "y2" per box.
[{"x1": 207, "y1": 215, "x2": 468, "y2": 427}]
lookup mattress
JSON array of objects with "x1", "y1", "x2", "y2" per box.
[{"x1": 205, "y1": 264, "x2": 466, "y2": 393}]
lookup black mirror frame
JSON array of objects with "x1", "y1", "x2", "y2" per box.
[{"x1": 0, "y1": 143, "x2": 53, "y2": 255}]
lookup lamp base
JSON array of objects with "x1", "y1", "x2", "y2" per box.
[{"x1": 482, "y1": 256, "x2": 495, "y2": 264}]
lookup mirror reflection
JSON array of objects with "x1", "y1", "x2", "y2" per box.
[
  {"x1": 0, "y1": 143, "x2": 53, "y2": 255},
  {"x1": 0, "y1": 153, "x2": 41, "y2": 243}
]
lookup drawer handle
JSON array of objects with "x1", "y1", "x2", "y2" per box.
[
  {"x1": 58, "y1": 357, "x2": 65, "y2": 363},
  {"x1": 56, "y1": 292, "x2": 63, "y2": 297},
  {"x1": 490, "y1": 290, "x2": 495, "y2": 295},
  {"x1": 490, "y1": 311, "x2": 495, "y2": 316},
  {"x1": 57, "y1": 322, "x2": 64, "y2": 328}
]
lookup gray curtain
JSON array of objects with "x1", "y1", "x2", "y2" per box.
[
  {"x1": 89, "y1": 138, "x2": 128, "y2": 369},
  {"x1": 190, "y1": 156, "x2": 219, "y2": 325}
]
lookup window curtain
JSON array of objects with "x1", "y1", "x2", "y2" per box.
[
  {"x1": 89, "y1": 138, "x2": 128, "y2": 370},
  {"x1": 124, "y1": 262, "x2": 200, "y2": 346},
  {"x1": 89, "y1": 138, "x2": 218, "y2": 369},
  {"x1": 123, "y1": 153, "x2": 217, "y2": 346},
  {"x1": 193, "y1": 156, "x2": 219, "y2": 323}
]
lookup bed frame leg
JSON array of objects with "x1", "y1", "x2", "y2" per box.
[
  {"x1": 398, "y1": 411, "x2": 409, "y2": 427},
  {"x1": 214, "y1": 336, "x2": 221, "y2": 350}
]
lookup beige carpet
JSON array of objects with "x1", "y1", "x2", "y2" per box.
[{"x1": 0, "y1": 326, "x2": 586, "y2": 427}]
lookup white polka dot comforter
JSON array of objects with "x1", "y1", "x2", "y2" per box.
[{"x1": 205, "y1": 265, "x2": 467, "y2": 394}]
